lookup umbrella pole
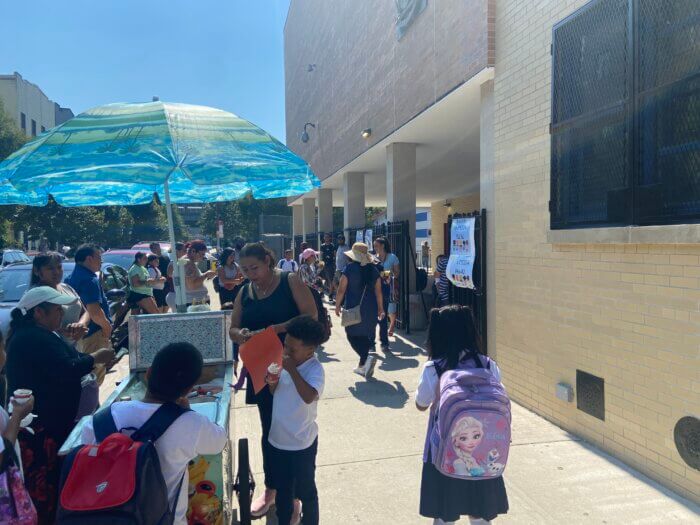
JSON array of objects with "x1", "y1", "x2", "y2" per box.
[{"x1": 164, "y1": 175, "x2": 186, "y2": 312}]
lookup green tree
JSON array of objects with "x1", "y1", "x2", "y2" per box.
[
  {"x1": 16, "y1": 197, "x2": 106, "y2": 249},
  {"x1": 128, "y1": 198, "x2": 168, "y2": 244},
  {"x1": 0, "y1": 99, "x2": 29, "y2": 248},
  {"x1": 199, "y1": 196, "x2": 292, "y2": 244},
  {"x1": 100, "y1": 206, "x2": 135, "y2": 248},
  {"x1": 0, "y1": 99, "x2": 27, "y2": 162}
]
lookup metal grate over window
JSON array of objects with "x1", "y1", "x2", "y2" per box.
[{"x1": 550, "y1": 0, "x2": 700, "y2": 229}]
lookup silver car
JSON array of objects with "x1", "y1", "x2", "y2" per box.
[{"x1": 0, "y1": 262, "x2": 128, "y2": 340}]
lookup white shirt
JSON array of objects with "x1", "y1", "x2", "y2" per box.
[
  {"x1": 269, "y1": 357, "x2": 324, "y2": 451},
  {"x1": 80, "y1": 400, "x2": 227, "y2": 524},
  {"x1": 415, "y1": 354, "x2": 502, "y2": 408},
  {"x1": 278, "y1": 258, "x2": 299, "y2": 272}
]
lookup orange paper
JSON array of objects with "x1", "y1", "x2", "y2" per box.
[{"x1": 239, "y1": 327, "x2": 284, "y2": 394}]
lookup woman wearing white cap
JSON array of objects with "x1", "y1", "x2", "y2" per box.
[
  {"x1": 5, "y1": 287, "x2": 115, "y2": 523},
  {"x1": 334, "y1": 243, "x2": 385, "y2": 378}
]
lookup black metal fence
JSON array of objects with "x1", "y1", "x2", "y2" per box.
[
  {"x1": 372, "y1": 220, "x2": 413, "y2": 333},
  {"x1": 446, "y1": 210, "x2": 488, "y2": 355}
]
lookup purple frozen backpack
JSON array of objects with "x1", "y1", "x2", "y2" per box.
[{"x1": 429, "y1": 352, "x2": 511, "y2": 480}]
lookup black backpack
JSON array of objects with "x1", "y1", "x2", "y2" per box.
[
  {"x1": 309, "y1": 287, "x2": 331, "y2": 344},
  {"x1": 57, "y1": 403, "x2": 189, "y2": 525}
]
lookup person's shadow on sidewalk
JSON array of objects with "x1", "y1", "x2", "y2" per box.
[
  {"x1": 376, "y1": 352, "x2": 420, "y2": 372},
  {"x1": 386, "y1": 338, "x2": 423, "y2": 357},
  {"x1": 316, "y1": 345, "x2": 340, "y2": 363},
  {"x1": 348, "y1": 380, "x2": 409, "y2": 409}
]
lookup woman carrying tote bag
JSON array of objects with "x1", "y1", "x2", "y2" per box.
[{"x1": 334, "y1": 243, "x2": 385, "y2": 380}]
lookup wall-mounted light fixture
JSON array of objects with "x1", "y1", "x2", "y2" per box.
[
  {"x1": 307, "y1": 64, "x2": 316, "y2": 72},
  {"x1": 443, "y1": 200, "x2": 452, "y2": 208},
  {"x1": 361, "y1": 128, "x2": 372, "y2": 139},
  {"x1": 301, "y1": 122, "x2": 316, "y2": 143}
]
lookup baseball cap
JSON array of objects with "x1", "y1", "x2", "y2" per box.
[{"x1": 17, "y1": 286, "x2": 78, "y2": 314}]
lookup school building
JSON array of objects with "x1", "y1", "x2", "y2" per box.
[{"x1": 284, "y1": 0, "x2": 700, "y2": 503}]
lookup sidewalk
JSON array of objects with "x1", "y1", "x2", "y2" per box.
[{"x1": 231, "y1": 324, "x2": 700, "y2": 524}]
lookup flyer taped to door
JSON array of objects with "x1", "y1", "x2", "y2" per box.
[{"x1": 446, "y1": 217, "x2": 475, "y2": 289}]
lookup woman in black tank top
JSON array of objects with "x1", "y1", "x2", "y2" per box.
[{"x1": 229, "y1": 243, "x2": 317, "y2": 517}]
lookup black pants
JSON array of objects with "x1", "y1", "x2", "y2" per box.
[
  {"x1": 347, "y1": 334, "x2": 372, "y2": 366},
  {"x1": 271, "y1": 439, "x2": 319, "y2": 525},
  {"x1": 255, "y1": 387, "x2": 275, "y2": 489},
  {"x1": 371, "y1": 292, "x2": 390, "y2": 346}
]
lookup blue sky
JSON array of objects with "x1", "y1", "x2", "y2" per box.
[{"x1": 0, "y1": 0, "x2": 292, "y2": 142}]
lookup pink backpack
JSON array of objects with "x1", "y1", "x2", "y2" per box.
[{"x1": 429, "y1": 352, "x2": 511, "y2": 480}]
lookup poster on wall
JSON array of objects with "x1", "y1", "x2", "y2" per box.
[
  {"x1": 446, "y1": 217, "x2": 476, "y2": 289},
  {"x1": 356, "y1": 230, "x2": 364, "y2": 244},
  {"x1": 364, "y1": 229, "x2": 373, "y2": 248}
]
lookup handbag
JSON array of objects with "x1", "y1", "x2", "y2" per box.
[
  {"x1": 341, "y1": 286, "x2": 367, "y2": 327},
  {"x1": 0, "y1": 438, "x2": 38, "y2": 524}
]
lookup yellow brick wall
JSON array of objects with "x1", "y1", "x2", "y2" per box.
[
  {"x1": 430, "y1": 193, "x2": 480, "y2": 267},
  {"x1": 493, "y1": 0, "x2": 700, "y2": 503}
]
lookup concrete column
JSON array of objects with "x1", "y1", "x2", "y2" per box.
[
  {"x1": 386, "y1": 143, "x2": 417, "y2": 292},
  {"x1": 480, "y1": 79, "x2": 496, "y2": 359},
  {"x1": 292, "y1": 205, "x2": 303, "y2": 239},
  {"x1": 343, "y1": 172, "x2": 365, "y2": 235},
  {"x1": 302, "y1": 197, "x2": 316, "y2": 242},
  {"x1": 317, "y1": 188, "x2": 334, "y2": 237}
]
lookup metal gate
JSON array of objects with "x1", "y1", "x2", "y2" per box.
[
  {"x1": 446, "y1": 210, "x2": 487, "y2": 354},
  {"x1": 372, "y1": 220, "x2": 412, "y2": 333}
]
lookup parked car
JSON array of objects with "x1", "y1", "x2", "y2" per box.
[
  {"x1": 131, "y1": 241, "x2": 171, "y2": 252},
  {"x1": 0, "y1": 261, "x2": 129, "y2": 340},
  {"x1": 102, "y1": 249, "x2": 142, "y2": 271},
  {"x1": 1, "y1": 250, "x2": 31, "y2": 267}
]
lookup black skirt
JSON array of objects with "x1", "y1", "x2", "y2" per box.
[
  {"x1": 127, "y1": 291, "x2": 151, "y2": 307},
  {"x1": 420, "y1": 460, "x2": 509, "y2": 522}
]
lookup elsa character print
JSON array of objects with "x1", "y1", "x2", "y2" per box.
[{"x1": 448, "y1": 416, "x2": 486, "y2": 477}]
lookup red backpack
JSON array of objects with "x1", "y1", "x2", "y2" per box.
[{"x1": 57, "y1": 403, "x2": 189, "y2": 525}]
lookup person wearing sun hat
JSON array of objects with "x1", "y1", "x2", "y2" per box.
[
  {"x1": 334, "y1": 243, "x2": 385, "y2": 379},
  {"x1": 5, "y1": 286, "x2": 115, "y2": 523}
]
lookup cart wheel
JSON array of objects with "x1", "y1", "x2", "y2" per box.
[{"x1": 233, "y1": 438, "x2": 254, "y2": 525}]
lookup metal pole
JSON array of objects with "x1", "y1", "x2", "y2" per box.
[{"x1": 164, "y1": 173, "x2": 187, "y2": 312}]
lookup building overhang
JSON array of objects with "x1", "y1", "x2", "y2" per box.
[{"x1": 289, "y1": 67, "x2": 493, "y2": 207}]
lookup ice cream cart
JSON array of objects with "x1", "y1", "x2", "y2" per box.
[{"x1": 59, "y1": 310, "x2": 254, "y2": 524}]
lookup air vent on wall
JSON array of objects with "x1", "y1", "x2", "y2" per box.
[
  {"x1": 576, "y1": 370, "x2": 605, "y2": 421},
  {"x1": 674, "y1": 417, "x2": 700, "y2": 471}
]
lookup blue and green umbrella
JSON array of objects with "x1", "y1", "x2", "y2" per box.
[
  {"x1": 0, "y1": 101, "x2": 320, "y2": 308},
  {"x1": 0, "y1": 101, "x2": 318, "y2": 205}
]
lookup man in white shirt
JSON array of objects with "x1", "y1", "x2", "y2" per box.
[
  {"x1": 80, "y1": 343, "x2": 227, "y2": 525},
  {"x1": 278, "y1": 249, "x2": 299, "y2": 272},
  {"x1": 266, "y1": 316, "x2": 325, "y2": 525}
]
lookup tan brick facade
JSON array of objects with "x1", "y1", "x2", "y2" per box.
[{"x1": 493, "y1": 0, "x2": 700, "y2": 502}]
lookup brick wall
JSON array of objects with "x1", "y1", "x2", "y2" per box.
[{"x1": 493, "y1": 0, "x2": 700, "y2": 502}]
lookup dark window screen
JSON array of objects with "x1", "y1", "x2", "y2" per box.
[{"x1": 550, "y1": 0, "x2": 700, "y2": 229}]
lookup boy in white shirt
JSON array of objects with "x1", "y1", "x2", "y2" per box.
[
  {"x1": 80, "y1": 342, "x2": 227, "y2": 525},
  {"x1": 278, "y1": 249, "x2": 299, "y2": 272},
  {"x1": 266, "y1": 316, "x2": 325, "y2": 525}
]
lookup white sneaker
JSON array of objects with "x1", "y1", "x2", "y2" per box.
[
  {"x1": 353, "y1": 366, "x2": 366, "y2": 377},
  {"x1": 363, "y1": 355, "x2": 377, "y2": 379}
]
